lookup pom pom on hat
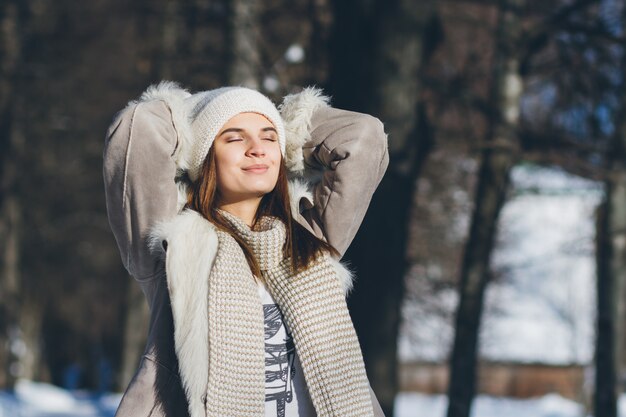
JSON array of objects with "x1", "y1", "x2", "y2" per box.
[{"x1": 182, "y1": 87, "x2": 286, "y2": 181}]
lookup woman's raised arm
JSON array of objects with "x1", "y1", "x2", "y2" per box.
[
  {"x1": 103, "y1": 97, "x2": 181, "y2": 282},
  {"x1": 305, "y1": 106, "x2": 389, "y2": 257}
]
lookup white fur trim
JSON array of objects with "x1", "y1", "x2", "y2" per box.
[
  {"x1": 328, "y1": 255, "x2": 355, "y2": 296},
  {"x1": 138, "y1": 80, "x2": 190, "y2": 104},
  {"x1": 148, "y1": 210, "x2": 217, "y2": 417},
  {"x1": 279, "y1": 86, "x2": 331, "y2": 175},
  {"x1": 287, "y1": 178, "x2": 314, "y2": 215},
  {"x1": 175, "y1": 181, "x2": 189, "y2": 213}
]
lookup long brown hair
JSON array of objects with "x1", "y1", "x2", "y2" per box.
[{"x1": 185, "y1": 145, "x2": 338, "y2": 279}]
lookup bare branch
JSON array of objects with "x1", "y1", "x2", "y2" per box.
[{"x1": 522, "y1": 0, "x2": 600, "y2": 55}]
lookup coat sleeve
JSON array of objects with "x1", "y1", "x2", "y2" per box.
[
  {"x1": 103, "y1": 99, "x2": 180, "y2": 281},
  {"x1": 303, "y1": 106, "x2": 389, "y2": 258}
]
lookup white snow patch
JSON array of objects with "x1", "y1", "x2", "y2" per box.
[
  {"x1": 394, "y1": 392, "x2": 587, "y2": 417},
  {"x1": 16, "y1": 380, "x2": 77, "y2": 410},
  {"x1": 5, "y1": 380, "x2": 626, "y2": 417},
  {"x1": 0, "y1": 379, "x2": 121, "y2": 417},
  {"x1": 400, "y1": 164, "x2": 603, "y2": 365}
]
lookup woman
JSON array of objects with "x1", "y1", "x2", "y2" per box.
[{"x1": 103, "y1": 81, "x2": 389, "y2": 417}]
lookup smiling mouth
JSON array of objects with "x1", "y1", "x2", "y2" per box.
[{"x1": 242, "y1": 166, "x2": 269, "y2": 173}]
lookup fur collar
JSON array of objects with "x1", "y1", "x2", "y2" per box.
[{"x1": 147, "y1": 209, "x2": 214, "y2": 417}]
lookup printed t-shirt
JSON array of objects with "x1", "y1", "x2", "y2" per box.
[{"x1": 257, "y1": 280, "x2": 316, "y2": 417}]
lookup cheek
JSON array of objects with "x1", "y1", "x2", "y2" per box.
[
  {"x1": 215, "y1": 148, "x2": 241, "y2": 172},
  {"x1": 214, "y1": 151, "x2": 242, "y2": 191},
  {"x1": 270, "y1": 147, "x2": 282, "y2": 166},
  {"x1": 270, "y1": 153, "x2": 282, "y2": 177}
]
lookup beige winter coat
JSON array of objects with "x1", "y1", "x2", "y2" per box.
[{"x1": 103, "y1": 83, "x2": 389, "y2": 417}]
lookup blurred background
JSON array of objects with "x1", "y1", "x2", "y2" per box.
[{"x1": 0, "y1": 0, "x2": 625, "y2": 416}]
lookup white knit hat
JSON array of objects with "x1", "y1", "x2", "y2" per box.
[{"x1": 182, "y1": 87, "x2": 286, "y2": 181}]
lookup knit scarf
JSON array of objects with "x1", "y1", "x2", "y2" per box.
[{"x1": 204, "y1": 209, "x2": 375, "y2": 417}]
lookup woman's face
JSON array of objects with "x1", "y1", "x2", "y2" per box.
[{"x1": 212, "y1": 112, "x2": 281, "y2": 204}]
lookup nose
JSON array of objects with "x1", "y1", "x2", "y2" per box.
[{"x1": 245, "y1": 137, "x2": 266, "y2": 157}]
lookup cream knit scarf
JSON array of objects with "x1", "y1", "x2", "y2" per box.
[{"x1": 204, "y1": 209, "x2": 375, "y2": 417}]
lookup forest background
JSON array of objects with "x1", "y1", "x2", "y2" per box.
[{"x1": 0, "y1": 1, "x2": 625, "y2": 417}]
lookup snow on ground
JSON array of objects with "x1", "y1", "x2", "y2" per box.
[
  {"x1": 5, "y1": 379, "x2": 626, "y2": 417},
  {"x1": 0, "y1": 380, "x2": 120, "y2": 417},
  {"x1": 395, "y1": 392, "x2": 587, "y2": 417}
]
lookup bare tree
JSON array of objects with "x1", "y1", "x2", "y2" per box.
[
  {"x1": 446, "y1": 0, "x2": 525, "y2": 415},
  {"x1": 596, "y1": 199, "x2": 618, "y2": 417},
  {"x1": 0, "y1": 0, "x2": 24, "y2": 389},
  {"x1": 226, "y1": 0, "x2": 261, "y2": 88},
  {"x1": 594, "y1": 7, "x2": 626, "y2": 416},
  {"x1": 328, "y1": 0, "x2": 440, "y2": 415}
]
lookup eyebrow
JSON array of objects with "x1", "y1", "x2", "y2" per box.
[{"x1": 218, "y1": 127, "x2": 277, "y2": 138}]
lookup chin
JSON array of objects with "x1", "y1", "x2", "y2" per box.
[
  {"x1": 252, "y1": 187, "x2": 275, "y2": 197},
  {"x1": 237, "y1": 186, "x2": 272, "y2": 199},
  {"x1": 247, "y1": 181, "x2": 277, "y2": 196}
]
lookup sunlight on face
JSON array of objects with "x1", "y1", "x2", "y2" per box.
[{"x1": 212, "y1": 112, "x2": 282, "y2": 205}]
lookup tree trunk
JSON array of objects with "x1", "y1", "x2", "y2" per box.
[
  {"x1": 226, "y1": 0, "x2": 261, "y2": 88},
  {"x1": 0, "y1": 195, "x2": 20, "y2": 388},
  {"x1": 329, "y1": 0, "x2": 437, "y2": 415},
  {"x1": 2, "y1": 93, "x2": 40, "y2": 386},
  {"x1": 346, "y1": 104, "x2": 435, "y2": 417},
  {"x1": 446, "y1": 1, "x2": 524, "y2": 416},
  {"x1": 595, "y1": 195, "x2": 618, "y2": 417},
  {"x1": 594, "y1": 11, "x2": 626, "y2": 412},
  {"x1": 0, "y1": 0, "x2": 23, "y2": 390}
]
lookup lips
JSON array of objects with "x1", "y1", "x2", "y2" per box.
[{"x1": 242, "y1": 164, "x2": 269, "y2": 173}]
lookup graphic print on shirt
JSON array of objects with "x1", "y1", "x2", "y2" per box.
[{"x1": 264, "y1": 303, "x2": 296, "y2": 417}]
